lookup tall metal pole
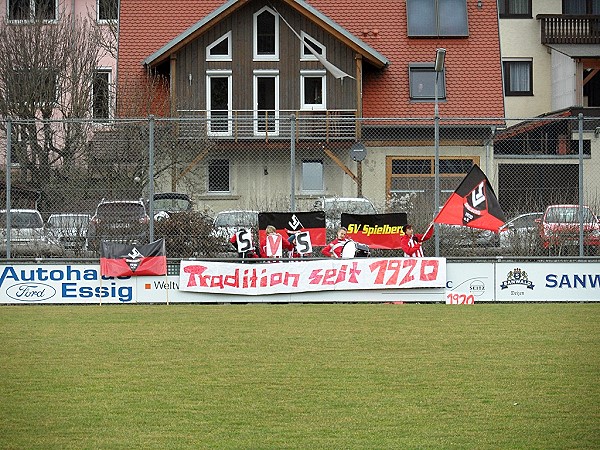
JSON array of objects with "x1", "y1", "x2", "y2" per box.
[
  {"x1": 5, "y1": 118, "x2": 11, "y2": 259},
  {"x1": 433, "y1": 48, "x2": 445, "y2": 257},
  {"x1": 578, "y1": 113, "x2": 584, "y2": 256},
  {"x1": 149, "y1": 115, "x2": 155, "y2": 243},
  {"x1": 434, "y1": 73, "x2": 440, "y2": 257},
  {"x1": 290, "y1": 114, "x2": 296, "y2": 212}
]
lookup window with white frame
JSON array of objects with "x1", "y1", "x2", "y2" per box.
[
  {"x1": 254, "y1": 70, "x2": 279, "y2": 135},
  {"x1": 406, "y1": 0, "x2": 468, "y2": 37},
  {"x1": 503, "y1": 60, "x2": 533, "y2": 96},
  {"x1": 498, "y1": 0, "x2": 532, "y2": 18},
  {"x1": 206, "y1": 32, "x2": 232, "y2": 61},
  {"x1": 93, "y1": 69, "x2": 111, "y2": 121},
  {"x1": 300, "y1": 32, "x2": 325, "y2": 61},
  {"x1": 409, "y1": 64, "x2": 446, "y2": 100},
  {"x1": 206, "y1": 71, "x2": 232, "y2": 135},
  {"x1": 208, "y1": 159, "x2": 230, "y2": 193},
  {"x1": 8, "y1": 0, "x2": 56, "y2": 21},
  {"x1": 301, "y1": 70, "x2": 326, "y2": 110},
  {"x1": 253, "y1": 6, "x2": 279, "y2": 60},
  {"x1": 97, "y1": 0, "x2": 118, "y2": 21},
  {"x1": 302, "y1": 160, "x2": 324, "y2": 192}
]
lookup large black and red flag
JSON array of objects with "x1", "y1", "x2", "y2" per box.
[
  {"x1": 100, "y1": 239, "x2": 167, "y2": 277},
  {"x1": 341, "y1": 213, "x2": 407, "y2": 249},
  {"x1": 258, "y1": 211, "x2": 326, "y2": 246},
  {"x1": 434, "y1": 164, "x2": 506, "y2": 231}
]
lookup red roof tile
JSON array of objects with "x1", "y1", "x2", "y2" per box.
[{"x1": 118, "y1": 0, "x2": 504, "y2": 118}]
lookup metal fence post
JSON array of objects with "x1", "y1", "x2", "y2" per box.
[
  {"x1": 149, "y1": 115, "x2": 155, "y2": 243},
  {"x1": 290, "y1": 114, "x2": 296, "y2": 212},
  {"x1": 5, "y1": 118, "x2": 11, "y2": 259},
  {"x1": 578, "y1": 113, "x2": 584, "y2": 257}
]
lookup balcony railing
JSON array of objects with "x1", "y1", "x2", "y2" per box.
[
  {"x1": 175, "y1": 109, "x2": 358, "y2": 141},
  {"x1": 537, "y1": 14, "x2": 600, "y2": 44}
]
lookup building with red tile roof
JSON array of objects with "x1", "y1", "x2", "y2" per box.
[{"x1": 117, "y1": 0, "x2": 505, "y2": 119}]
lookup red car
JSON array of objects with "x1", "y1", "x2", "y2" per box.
[{"x1": 537, "y1": 205, "x2": 600, "y2": 253}]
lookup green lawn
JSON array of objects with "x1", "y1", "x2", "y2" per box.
[{"x1": 0, "y1": 304, "x2": 598, "y2": 449}]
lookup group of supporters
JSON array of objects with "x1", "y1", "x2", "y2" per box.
[{"x1": 230, "y1": 223, "x2": 432, "y2": 260}]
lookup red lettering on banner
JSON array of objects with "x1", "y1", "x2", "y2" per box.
[
  {"x1": 369, "y1": 259, "x2": 437, "y2": 286},
  {"x1": 400, "y1": 259, "x2": 418, "y2": 285},
  {"x1": 369, "y1": 260, "x2": 388, "y2": 284},
  {"x1": 183, "y1": 265, "x2": 209, "y2": 287},
  {"x1": 322, "y1": 268, "x2": 337, "y2": 285},
  {"x1": 420, "y1": 260, "x2": 439, "y2": 281},
  {"x1": 347, "y1": 262, "x2": 361, "y2": 283},
  {"x1": 308, "y1": 269, "x2": 323, "y2": 284}
]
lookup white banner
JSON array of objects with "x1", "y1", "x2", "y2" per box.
[
  {"x1": 495, "y1": 262, "x2": 600, "y2": 302},
  {"x1": 445, "y1": 262, "x2": 495, "y2": 304},
  {"x1": 179, "y1": 257, "x2": 447, "y2": 295}
]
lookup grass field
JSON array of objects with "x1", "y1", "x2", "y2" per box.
[{"x1": 0, "y1": 303, "x2": 598, "y2": 449}]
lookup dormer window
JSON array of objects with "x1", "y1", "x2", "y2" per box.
[
  {"x1": 206, "y1": 32, "x2": 232, "y2": 61},
  {"x1": 300, "y1": 32, "x2": 326, "y2": 61},
  {"x1": 254, "y1": 7, "x2": 279, "y2": 61}
]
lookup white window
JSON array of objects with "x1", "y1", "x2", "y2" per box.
[
  {"x1": 300, "y1": 70, "x2": 326, "y2": 110},
  {"x1": 208, "y1": 159, "x2": 230, "y2": 193},
  {"x1": 206, "y1": 70, "x2": 232, "y2": 136},
  {"x1": 253, "y1": 70, "x2": 279, "y2": 136},
  {"x1": 97, "y1": 0, "x2": 118, "y2": 22},
  {"x1": 8, "y1": 0, "x2": 56, "y2": 21},
  {"x1": 93, "y1": 69, "x2": 111, "y2": 121},
  {"x1": 300, "y1": 32, "x2": 325, "y2": 61},
  {"x1": 206, "y1": 32, "x2": 232, "y2": 61},
  {"x1": 302, "y1": 160, "x2": 324, "y2": 192},
  {"x1": 406, "y1": 0, "x2": 468, "y2": 37},
  {"x1": 253, "y1": 6, "x2": 279, "y2": 61}
]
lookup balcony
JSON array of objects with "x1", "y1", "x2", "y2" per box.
[
  {"x1": 175, "y1": 109, "x2": 358, "y2": 141},
  {"x1": 537, "y1": 14, "x2": 600, "y2": 44}
]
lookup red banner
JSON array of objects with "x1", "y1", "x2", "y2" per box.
[
  {"x1": 342, "y1": 213, "x2": 408, "y2": 249},
  {"x1": 100, "y1": 239, "x2": 167, "y2": 277},
  {"x1": 434, "y1": 164, "x2": 506, "y2": 231}
]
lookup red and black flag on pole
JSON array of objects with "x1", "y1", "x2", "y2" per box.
[
  {"x1": 434, "y1": 164, "x2": 506, "y2": 231},
  {"x1": 258, "y1": 211, "x2": 326, "y2": 246},
  {"x1": 100, "y1": 239, "x2": 167, "y2": 277},
  {"x1": 342, "y1": 213, "x2": 407, "y2": 249}
]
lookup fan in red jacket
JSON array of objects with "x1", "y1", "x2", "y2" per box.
[
  {"x1": 399, "y1": 223, "x2": 433, "y2": 257},
  {"x1": 260, "y1": 225, "x2": 294, "y2": 258},
  {"x1": 321, "y1": 227, "x2": 350, "y2": 258}
]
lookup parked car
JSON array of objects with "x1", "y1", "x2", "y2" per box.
[
  {"x1": 86, "y1": 199, "x2": 150, "y2": 252},
  {"x1": 213, "y1": 210, "x2": 259, "y2": 240},
  {"x1": 313, "y1": 197, "x2": 377, "y2": 232},
  {"x1": 438, "y1": 223, "x2": 499, "y2": 254},
  {"x1": 46, "y1": 213, "x2": 91, "y2": 254},
  {"x1": 211, "y1": 210, "x2": 259, "y2": 257},
  {"x1": 0, "y1": 209, "x2": 62, "y2": 257},
  {"x1": 148, "y1": 192, "x2": 192, "y2": 221},
  {"x1": 537, "y1": 204, "x2": 600, "y2": 255},
  {"x1": 498, "y1": 212, "x2": 543, "y2": 254}
]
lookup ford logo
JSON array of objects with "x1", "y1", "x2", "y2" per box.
[{"x1": 6, "y1": 283, "x2": 57, "y2": 302}]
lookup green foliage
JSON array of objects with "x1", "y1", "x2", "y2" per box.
[{"x1": 0, "y1": 304, "x2": 598, "y2": 449}]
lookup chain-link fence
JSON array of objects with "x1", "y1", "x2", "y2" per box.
[{"x1": 1, "y1": 113, "x2": 599, "y2": 259}]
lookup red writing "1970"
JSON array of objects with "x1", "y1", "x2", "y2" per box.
[{"x1": 369, "y1": 259, "x2": 439, "y2": 286}]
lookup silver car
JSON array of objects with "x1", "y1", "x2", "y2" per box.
[
  {"x1": 46, "y1": 213, "x2": 91, "y2": 253},
  {"x1": 499, "y1": 212, "x2": 544, "y2": 254},
  {"x1": 0, "y1": 209, "x2": 62, "y2": 257}
]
